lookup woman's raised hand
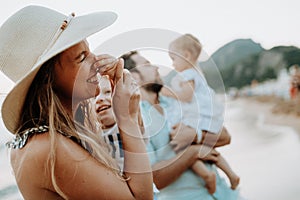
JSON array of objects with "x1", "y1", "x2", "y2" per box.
[
  {"x1": 94, "y1": 54, "x2": 123, "y2": 86},
  {"x1": 94, "y1": 55, "x2": 140, "y2": 130},
  {"x1": 112, "y1": 68, "x2": 141, "y2": 131}
]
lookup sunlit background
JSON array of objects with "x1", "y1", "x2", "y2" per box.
[{"x1": 1, "y1": 0, "x2": 300, "y2": 199}]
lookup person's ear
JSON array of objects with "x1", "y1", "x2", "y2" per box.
[{"x1": 184, "y1": 50, "x2": 192, "y2": 61}]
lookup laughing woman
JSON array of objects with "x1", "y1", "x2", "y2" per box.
[{"x1": 0, "y1": 5, "x2": 153, "y2": 200}]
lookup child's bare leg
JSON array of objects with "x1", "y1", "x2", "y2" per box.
[
  {"x1": 215, "y1": 154, "x2": 240, "y2": 189},
  {"x1": 191, "y1": 160, "x2": 216, "y2": 194}
]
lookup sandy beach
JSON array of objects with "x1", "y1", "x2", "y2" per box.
[
  {"x1": 248, "y1": 95, "x2": 300, "y2": 133},
  {"x1": 220, "y1": 96, "x2": 300, "y2": 200},
  {"x1": 1, "y1": 96, "x2": 300, "y2": 199}
]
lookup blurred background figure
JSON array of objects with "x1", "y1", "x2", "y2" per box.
[{"x1": 289, "y1": 64, "x2": 300, "y2": 100}]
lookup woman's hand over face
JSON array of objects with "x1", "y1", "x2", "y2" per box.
[
  {"x1": 94, "y1": 55, "x2": 141, "y2": 133},
  {"x1": 93, "y1": 54, "x2": 121, "y2": 88},
  {"x1": 107, "y1": 62, "x2": 140, "y2": 134}
]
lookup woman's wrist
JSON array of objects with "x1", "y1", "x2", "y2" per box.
[{"x1": 116, "y1": 117, "x2": 140, "y2": 132}]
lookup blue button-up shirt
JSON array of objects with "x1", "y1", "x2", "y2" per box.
[{"x1": 140, "y1": 96, "x2": 238, "y2": 200}]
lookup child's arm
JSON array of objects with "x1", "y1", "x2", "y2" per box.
[
  {"x1": 169, "y1": 122, "x2": 198, "y2": 152},
  {"x1": 200, "y1": 127, "x2": 231, "y2": 148},
  {"x1": 161, "y1": 80, "x2": 195, "y2": 102}
]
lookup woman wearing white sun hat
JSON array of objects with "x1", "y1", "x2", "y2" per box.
[{"x1": 0, "y1": 5, "x2": 153, "y2": 200}]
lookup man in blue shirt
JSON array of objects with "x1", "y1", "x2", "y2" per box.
[{"x1": 121, "y1": 51, "x2": 239, "y2": 200}]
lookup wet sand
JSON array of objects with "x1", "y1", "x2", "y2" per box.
[{"x1": 219, "y1": 97, "x2": 300, "y2": 200}]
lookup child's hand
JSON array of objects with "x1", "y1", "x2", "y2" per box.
[
  {"x1": 196, "y1": 145, "x2": 219, "y2": 163},
  {"x1": 170, "y1": 123, "x2": 197, "y2": 152}
]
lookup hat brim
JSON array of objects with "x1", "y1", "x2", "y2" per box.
[{"x1": 2, "y1": 11, "x2": 117, "y2": 134}]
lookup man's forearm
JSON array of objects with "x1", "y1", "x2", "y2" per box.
[{"x1": 151, "y1": 146, "x2": 197, "y2": 189}]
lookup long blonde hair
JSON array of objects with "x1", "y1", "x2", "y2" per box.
[{"x1": 17, "y1": 54, "x2": 121, "y2": 198}]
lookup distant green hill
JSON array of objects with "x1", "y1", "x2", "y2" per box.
[
  {"x1": 200, "y1": 39, "x2": 300, "y2": 90},
  {"x1": 220, "y1": 45, "x2": 300, "y2": 89},
  {"x1": 269, "y1": 46, "x2": 300, "y2": 68},
  {"x1": 210, "y1": 39, "x2": 264, "y2": 70},
  {"x1": 200, "y1": 39, "x2": 264, "y2": 91}
]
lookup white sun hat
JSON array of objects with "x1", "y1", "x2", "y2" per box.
[{"x1": 0, "y1": 5, "x2": 117, "y2": 134}]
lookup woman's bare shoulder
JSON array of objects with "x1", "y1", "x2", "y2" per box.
[
  {"x1": 10, "y1": 132, "x2": 137, "y2": 199},
  {"x1": 10, "y1": 132, "x2": 87, "y2": 167},
  {"x1": 11, "y1": 132, "x2": 51, "y2": 161}
]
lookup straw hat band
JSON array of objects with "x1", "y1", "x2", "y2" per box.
[{"x1": 37, "y1": 13, "x2": 75, "y2": 64}]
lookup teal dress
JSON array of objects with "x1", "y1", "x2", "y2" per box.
[{"x1": 141, "y1": 97, "x2": 239, "y2": 200}]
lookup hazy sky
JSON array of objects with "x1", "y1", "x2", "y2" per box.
[{"x1": 0, "y1": 0, "x2": 300, "y2": 93}]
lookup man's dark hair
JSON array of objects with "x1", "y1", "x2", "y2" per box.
[{"x1": 120, "y1": 51, "x2": 138, "y2": 71}]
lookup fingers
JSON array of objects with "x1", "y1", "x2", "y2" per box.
[
  {"x1": 123, "y1": 69, "x2": 132, "y2": 86},
  {"x1": 211, "y1": 149, "x2": 220, "y2": 156},
  {"x1": 170, "y1": 123, "x2": 181, "y2": 139},
  {"x1": 118, "y1": 69, "x2": 140, "y2": 108},
  {"x1": 205, "y1": 154, "x2": 218, "y2": 163},
  {"x1": 94, "y1": 54, "x2": 117, "y2": 71},
  {"x1": 114, "y1": 58, "x2": 124, "y2": 84},
  {"x1": 114, "y1": 66, "x2": 139, "y2": 96},
  {"x1": 114, "y1": 60, "x2": 124, "y2": 91},
  {"x1": 197, "y1": 145, "x2": 220, "y2": 163},
  {"x1": 94, "y1": 55, "x2": 122, "y2": 84}
]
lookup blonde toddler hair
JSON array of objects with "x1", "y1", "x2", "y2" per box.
[{"x1": 170, "y1": 33, "x2": 202, "y2": 62}]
